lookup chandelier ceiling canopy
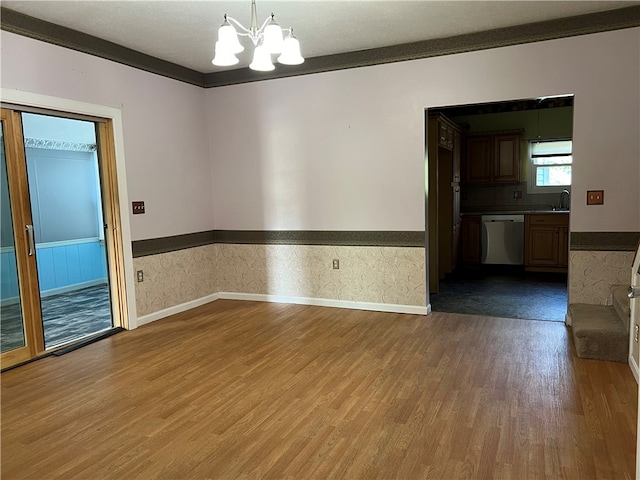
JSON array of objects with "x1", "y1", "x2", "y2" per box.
[{"x1": 212, "y1": 0, "x2": 304, "y2": 72}]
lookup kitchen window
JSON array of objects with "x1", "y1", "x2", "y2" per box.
[{"x1": 528, "y1": 139, "x2": 572, "y2": 193}]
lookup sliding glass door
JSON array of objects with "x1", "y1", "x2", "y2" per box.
[
  {"x1": 0, "y1": 107, "x2": 124, "y2": 368},
  {"x1": 0, "y1": 126, "x2": 25, "y2": 353}
]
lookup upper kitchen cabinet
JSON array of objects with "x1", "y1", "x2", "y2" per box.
[
  {"x1": 465, "y1": 136, "x2": 491, "y2": 184},
  {"x1": 463, "y1": 130, "x2": 523, "y2": 185},
  {"x1": 437, "y1": 118, "x2": 455, "y2": 150},
  {"x1": 493, "y1": 134, "x2": 521, "y2": 183}
]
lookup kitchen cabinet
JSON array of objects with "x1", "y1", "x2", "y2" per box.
[
  {"x1": 438, "y1": 119, "x2": 455, "y2": 150},
  {"x1": 460, "y1": 215, "x2": 482, "y2": 264},
  {"x1": 493, "y1": 134, "x2": 521, "y2": 183},
  {"x1": 453, "y1": 127, "x2": 461, "y2": 183},
  {"x1": 428, "y1": 113, "x2": 463, "y2": 293},
  {"x1": 525, "y1": 213, "x2": 569, "y2": 272},
  {"x1": 463, "y1": 131, "x2": 522, "y2": 185},
  {"x1": 558, "y1": 225, "x2": 569, "y2": 267},
  {"x1": 448, "y1": 130, "x2": 462, "y2": 270},
  {"x1": 465, "y1": 136, "x2": 491, "y2": 184}
]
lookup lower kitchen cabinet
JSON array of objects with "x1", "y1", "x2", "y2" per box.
[
  {"x1": 460, "y1": 215, "x2": 482, "y2": 264},
  {"x1": 524, "y1": 213, "x2": 569, "y2": 272},
  {"x1": 558, "y1": 225, "x2": 569, "y2": 267}
]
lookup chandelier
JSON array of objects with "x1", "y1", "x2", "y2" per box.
[{"x1": 212, "y1": 0, "x2": 304, "y2": 71}]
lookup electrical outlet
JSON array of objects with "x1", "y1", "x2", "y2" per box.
[
  {"x1": 586, "y1": 190, "x2": 604, "y2": 205},
  {"x1": 635, "y1": 324, "x2": 638, "y2": 343},
  {"x1": 332, "y1": 259, "x2": 340, "y2": 269},
  {"x1": 137, "y1": 270, "x2": 144, "y2": 282},
  {"x1": 132, "y1": 201, "x2": 145, "y2": 214},
  {"x1": 513, "y1": 190, "x2": 522, "y2": 199}
]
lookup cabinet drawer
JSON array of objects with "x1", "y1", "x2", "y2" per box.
[{"x1": 526, "y1": 214, "x2": 569, "y2": 226}]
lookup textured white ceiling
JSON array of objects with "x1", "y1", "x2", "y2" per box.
[{"x1": 3, "y1": 1, "x2": 638, "y2": 73}]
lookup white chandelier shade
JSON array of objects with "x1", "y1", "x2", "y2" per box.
[
  {"x1": 278, "y1": 31, "x2": 304, "y2": 65},
  {"x1": 213, "y1": 41, "x2": 239, "y2": 67},
  {"x1": 249, "y1": 44, "x2": 275, "y2": 71},
  {"x1": 212, "y1": 0, "x2": 304, "y2": 71}
]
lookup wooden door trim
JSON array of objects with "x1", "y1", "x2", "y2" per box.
[
  {"x1": 96, "y1": 120, "x2": 129, "y2": 329},
  {"x1": 0, "y1": 108, "x2": 45, "y2": 368}
]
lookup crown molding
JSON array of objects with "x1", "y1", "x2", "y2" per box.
[
  {"x1": 205, "y1": 5, "x2": 640, "y2": 87},
  {"x1": 0, "y1": 7, "x2": 206, "y2": 87},
  {"x1": 2, "y1": 5, "x2": 639, "y2": 89}
]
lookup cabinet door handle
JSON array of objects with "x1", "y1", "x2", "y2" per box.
[{"x1": 26, "y1": 225, "x2": 35, "y2": 256}]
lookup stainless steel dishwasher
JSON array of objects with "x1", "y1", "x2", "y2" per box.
[{"x1": 481, "y1": 214, "x2": 525, "y2": 265}]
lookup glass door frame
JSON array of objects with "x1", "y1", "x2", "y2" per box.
[
  {"x1": 1, "y1": 108, "x2": 44, "y2": 365},
  {"x1": 1, "y1": 91, "x2": 135, "y2": 369}
]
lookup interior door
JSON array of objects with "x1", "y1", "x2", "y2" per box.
[
  {"x1": 631, "y1": 242, "x2": 640, "y2": 478},
  {"x1": 0, "y1": 107, "x2": 125, "y2": 369}
]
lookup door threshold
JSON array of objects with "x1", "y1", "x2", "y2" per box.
[
  {"x1": 1, "y1": 328, "x2": 124, "y2": 372},
  {"x1": 52, "y1": 327, "x2": 125, "y2": 356}
]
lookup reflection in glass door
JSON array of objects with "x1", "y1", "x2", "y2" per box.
[
  {"x1": 0, "y1": 108, "x2": 119, "y2": 368},
  {"x1": 0, "y1": 122, "x2": 27, "y2": 353},
  {"x1": 22, "y1": 113, "x2": 114, "y2": 348}
]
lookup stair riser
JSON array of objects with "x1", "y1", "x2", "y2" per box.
[
  {"x1": 569, "y1": 302, "x2": 629, "y2": 363},
  {"x1": 572, "y1": 332, "x2": 628, "y2": 363}
]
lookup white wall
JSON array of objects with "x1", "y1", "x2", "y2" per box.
[
  {"x1": 206, "y1": 28, "x2": 640, "y2": 233},
  {"x1": 2, "y1": 28, "x2": 638, "y2": 239},
  {"x1": 0, "y1": 31, "x2": 213, "y2": 241}
]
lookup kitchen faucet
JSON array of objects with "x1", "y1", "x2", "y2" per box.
[{"x1": 559, "y1": 189, "x2": 571, "y2": 210}]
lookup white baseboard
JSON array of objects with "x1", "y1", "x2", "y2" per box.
[
  {"x1": 630, "y1": 354, "x2": 639, "y2": 384},
  {"x1": 136, "y1": 293, "x2": 220, "y2": 327},
  {"x1": 135, "y1": 292, "x2": 429, "y2": 328},
  {"x1": 218, "y1": 292, "x2": 429, "y2": 315}
]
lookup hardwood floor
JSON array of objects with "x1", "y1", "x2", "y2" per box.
[{"x1": 1, "y1": 300, "x2": 637, "y2": 479}]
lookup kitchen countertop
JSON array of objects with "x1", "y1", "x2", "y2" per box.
[{"x1": 461, "y1": 209, "x2": 570, "y2": 216}]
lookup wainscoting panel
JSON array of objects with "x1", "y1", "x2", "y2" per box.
[
  {"x1": 0, "y1": 248, "x2": 19, "y2": 301},
  {"x1": 35, "y1": 239, "x2": 107, "y2": 292},
  {"x1": 216, "y1": 244, "x2": 426, "y2": 308},
  {"x1": 569, "y1": 250, "x2": 635, "y2": 305},
  {"x1": 133, "y1": 244, "x2": 217, "y2": 317},
  {"x1": 1, "y1": 239, "x2": 107, "y2": 301},
  {"x1": 129, "y1": 232, "x2": 638, "y2": 322}
]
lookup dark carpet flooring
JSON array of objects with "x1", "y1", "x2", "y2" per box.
[
  {"x1": 430, "y1": 267, "x2": 568, "y2": 322},
  {"x1": 1, "y1": 284, "x2": 113, "y2": 352}
]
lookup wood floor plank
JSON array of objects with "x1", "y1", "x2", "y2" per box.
[{"x1": 1, "y1": 300, "x2": 637, "y2": 479}]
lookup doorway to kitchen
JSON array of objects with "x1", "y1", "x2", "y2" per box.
[
  {"x1": 426, "y1": 96, "x2": 573, "y2": 322},
  {"x1": 0, "y1": 105, "x2": 129, "y2": 369},
  {"x1": 431, "y1": 268, "x2": 568, "y2": 321}
]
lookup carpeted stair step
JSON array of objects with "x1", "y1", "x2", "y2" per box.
[
  {"x1": 611, "y1": 284, "x2": 631, "y2": 331},
  {"x1": 570, "y1": 303, "x2": 628, "y2": 363}
]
